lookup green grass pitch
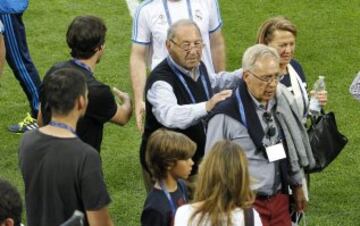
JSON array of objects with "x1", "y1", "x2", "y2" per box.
[{"x1": 0, "y1": 0, "x2": 359, "y2": 225}]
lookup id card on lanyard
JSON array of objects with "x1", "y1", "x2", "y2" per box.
[
  {"x1": 265, "y1": 142, "x2": 286, "y2": 162},
  {"x1": 236, "y1": 88, "x2": 286, "y2": 162}
]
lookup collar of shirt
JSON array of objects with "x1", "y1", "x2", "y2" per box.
[
  {"x1": 248, "y1": 91, "x2": 276, "y2": 112},
  {"x1": 72, "y1": 59, "x2": 94, "y2": 76},
  {"x1": 168, "y1": 56, "x2": 200, "y2": 81}
]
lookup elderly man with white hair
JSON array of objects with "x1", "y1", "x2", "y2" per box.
[
  {"x1": 205, "y1": 44, "x2": 315, "y2": 226},
  {"x1": 140, "y1": 19, "x2": 241, "y2": 192}
]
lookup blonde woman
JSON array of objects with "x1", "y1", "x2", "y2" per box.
[
  {"x1": 257, "y1": 16, "x2": 327, "y2": 120},
  {"x1": 174, "y1": 140, "x2": 262, "y2": 226}
]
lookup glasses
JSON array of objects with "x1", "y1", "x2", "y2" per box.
[
  {"x1": 170, "y1": 39, "x2": 204, "y2": 51},
  {"x1": 248, "y1": 70, "x2": 281, "y2": 84},
  {"x1": 263, "y1": 111, "x2": 276, "y2": 138}
]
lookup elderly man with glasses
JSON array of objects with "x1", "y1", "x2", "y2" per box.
[
  {"x1": 140, "y1": 19, "x2": 240, "y2": 192},
  {"x1": 205, "y1": 44, "x2": 315, "y2": 226},
  {"x1": 130, "y1": 0, "x2": 226, "y2": 133}
]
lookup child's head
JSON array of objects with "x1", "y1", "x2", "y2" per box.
[
  {"x1": 146, "y1": 129, "x2": 196, "y2": 181},
  {"x1": 191, "y1": 140, "x2": 254, "y2": 225}
]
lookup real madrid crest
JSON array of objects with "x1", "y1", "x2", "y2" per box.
[{"x1": 157, "y1": 14, "x2": 167, "y2": 25}]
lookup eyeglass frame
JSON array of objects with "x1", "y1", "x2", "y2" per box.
[
  {"x1": 170, "y1": 39, "x2": 204, "y2": 52},
  {"x1": 247, "y1": 70, "x2": 282, "y2": 84}
]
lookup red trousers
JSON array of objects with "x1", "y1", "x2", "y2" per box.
[{"x1": 254, "y1": 193, "x2": 291, "y2": 226}]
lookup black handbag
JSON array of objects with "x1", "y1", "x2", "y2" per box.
[{"x1": 306, "y1": 111, "x2": 348, "y2": 173}]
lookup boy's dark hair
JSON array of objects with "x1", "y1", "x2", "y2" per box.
[
  {"x1": 0, "y1": 179, "x2": 22, "y2": 226},
  {"x1": 66, "y1": 15, "x2": 107, "y2": 59},
  {"x1": 145, "y1": 129, "x2": 196, "y2": 180},
  {"x1": 43, "y1": 68, "x2": 87, "y2": 115}
]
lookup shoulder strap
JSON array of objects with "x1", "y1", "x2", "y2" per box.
[{"x1": 244, "y1": 208, "x2": 254, "y2": 226}]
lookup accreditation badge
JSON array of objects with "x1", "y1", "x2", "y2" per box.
[{"x1": 265, "y1": 142, "x2": 286, "y2": 162}]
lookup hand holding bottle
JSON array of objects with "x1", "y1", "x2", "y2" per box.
[
  {"x1": 309, "y1": 76, "x2": 328, "y2": 116},
  {"x1": 310, "y1": 90, "x2": 327, "y2": 107}
]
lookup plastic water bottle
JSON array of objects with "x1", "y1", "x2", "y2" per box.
[
  {"x1": 60, "y1": 210, "x2": 84, "y2": 226},
  {"x1": 309, "y1": 76, "x2": 326, "y2": 116}
]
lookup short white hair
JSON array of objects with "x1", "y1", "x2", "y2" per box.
[
  {"x1": 166, "y1": 19, "x2": 201, "y2": 41},
  {"x1": 242, "y1": 44, "x2": 280, "y2": 71}
]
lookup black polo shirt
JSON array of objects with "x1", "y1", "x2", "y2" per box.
[{"x1": 40, "y1": 60, "x2": 117, "y2": 152}]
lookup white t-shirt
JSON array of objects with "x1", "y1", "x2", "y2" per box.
[
  {"x1": 132, "y1": 0, "x2": 223, "y2": 74},
  {"x1": 174, "y1": 204, "x2": 263, "y2": 226}
]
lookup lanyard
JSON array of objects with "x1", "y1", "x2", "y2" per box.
[
  {"x1": 72, "y1": 59, "x2": 93, "y2": 75},
  {"x1": 49, "y1": 121, "x2": 77, "y2": 136},
  {"x1": 235, "y1": 87, "x2": 248, "y2": 129},
  {"x1": 167, "y1": 57, "x2": 210, "y2": 103},
  {"x1": 162, "y1": 0, "x2": 193, "y2": 26},
  {"x1": 160, "y1": 181, "x2": 187, "y2": 216}
]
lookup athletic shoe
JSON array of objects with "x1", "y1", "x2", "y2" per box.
[{"x1": 8, "y1": 113, "x2": 39, "y2": 133}]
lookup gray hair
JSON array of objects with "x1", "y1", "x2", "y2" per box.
[
  {"x1": 242, "y1": 44, "x2": 280, "y2": 71},
  {"x1": 166, "y1": 19, "x2": 202, "y2": 41}
]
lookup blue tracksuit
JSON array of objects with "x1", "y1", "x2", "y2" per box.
[{"x1": 0, "y1": 1, "x2": 40, "y2": 117}]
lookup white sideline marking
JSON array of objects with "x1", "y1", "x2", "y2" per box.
[{"x1": 125, "y1": 0, "x2": 140, "y2": 17}]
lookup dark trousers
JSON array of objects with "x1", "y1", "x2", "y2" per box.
[
  {"x1": 1, "y1": 13, "x2": 40, "y2": 118},
  {"x1": 254, "y1": 193, "x2": 291, "y2": 226}
]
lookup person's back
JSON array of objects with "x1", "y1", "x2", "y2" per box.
[
  {"x1": 175, "y1": 140, "x2": 263, "y2": 226},
  {"x1": 176, "y1": 205, "x2": 257, "y2": 226},
  {"x1": 19, "y1": 130, "x2": 109, "y2": 226},
  {"x1": 20, "y1": 68, "x2": 113, "y2": 226},
  {"x1": 41, "y1": 60, "x2": 118, "y2": 151},
  {"x1": 38, "y1": 16, "x2": 132, "y2": 152}
]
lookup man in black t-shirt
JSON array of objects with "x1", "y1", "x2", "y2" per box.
[
  {"x1": 38, "y1": 15, "x2": 132, "y2": 152},
  {"x1": 19, "y1": 68, "x2": 114, "y2": 226}
]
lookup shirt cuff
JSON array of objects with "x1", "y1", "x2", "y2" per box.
[{"x1": 193, "y1": 102, "x2": 208, "y2": 118}]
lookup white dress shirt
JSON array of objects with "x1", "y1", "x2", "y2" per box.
[{"x1": 147, "y1": 57, "x2": 241, "y2": 129}]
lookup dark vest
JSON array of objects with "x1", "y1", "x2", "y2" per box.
[{"x1": 140, "y1": 59, "x2": 212, "y2": 174}]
